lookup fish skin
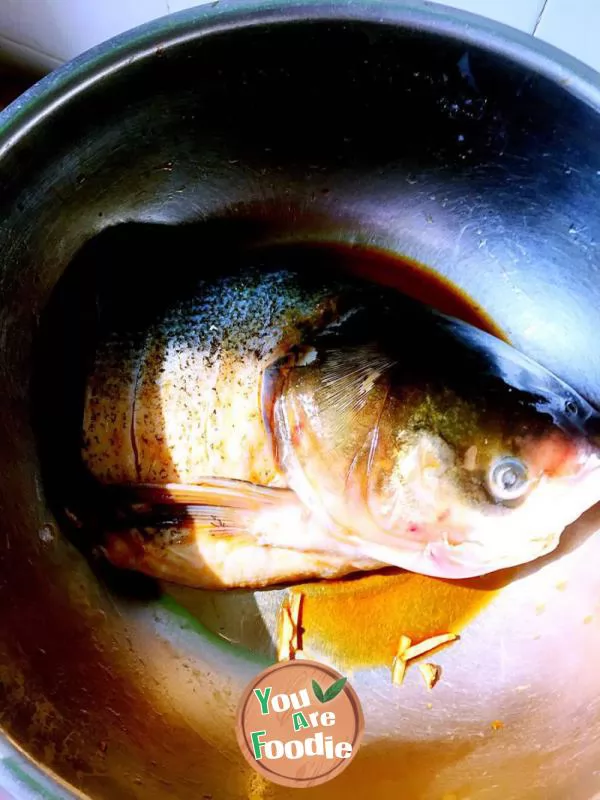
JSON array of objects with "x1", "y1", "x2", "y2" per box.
[
  {"x1": 83, "y1": 267, "x2": 347, "y2": 488},
  {"x1": 82, "y1": 264, "x2": 600, "y2": 587}
]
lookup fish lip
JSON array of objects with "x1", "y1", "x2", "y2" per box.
[
  {"x1": 421, "y1": 536, "x2": 559, "y2": 579},
  {"x1": 574, "y1": 448, "x2": 600, "y2": 478},
  {"x1": 577, "y1": 410, "x2": 600, "y2": 447}
]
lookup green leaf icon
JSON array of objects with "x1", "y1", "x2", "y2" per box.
[
  {"x1": 312, "y1": 679, "x2": 325, "y2": 703},
  {"x1": 323, "y1": 677, "x2": 347, "y2": 702},
  {"x1": 312, "y1": 676, "x2": 347, "y2": 703}
]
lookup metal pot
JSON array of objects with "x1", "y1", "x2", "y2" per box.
[{"x1": 2, "y1": 1, "x2": 600, "y2": 798}]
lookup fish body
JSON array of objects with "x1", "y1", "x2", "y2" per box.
[
  {"x1": 83, "y1": 268, "x2": 339, "y2": 487},
  {"x1": 82, "y1": 264, "x2": 600, "y2": 588}
]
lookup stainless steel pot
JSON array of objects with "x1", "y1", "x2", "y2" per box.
[{"x1": 2, "y1": 1, "x2": 600, "y2": 798}]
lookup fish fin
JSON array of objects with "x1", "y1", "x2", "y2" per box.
[
  {"x1": 109, "y1": 485, "x2": 361, "y2": 558},
  {"x1": 171, "y1": 503, "x2": 256, "y2": 537},
  {"x1": 106, "y1": 502, "x2": 254, "y2": 539},
  {"x1": 110, "y1": 477, "x2": 297, "y2": 512},
  {"x1": 102, "y1": 520, "x2": 383, "y2": 590}
]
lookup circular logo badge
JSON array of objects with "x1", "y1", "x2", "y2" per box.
[{"x1": 236, "y1": 659, "x2": 364, "y2": 788}]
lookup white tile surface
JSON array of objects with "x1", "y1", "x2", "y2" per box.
[
  {"x1": 535, "y1": 0, "x2": 600, "y2": 74},
  {"x1": 0, "y1": 0, "x2": 167, "y2": 63},
  {"x1": 0, "y1": 34, "x2": 61, "y2": 74}
]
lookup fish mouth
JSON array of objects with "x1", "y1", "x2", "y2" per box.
[
  {"x1": 582, "y1": 412, "x2": 600, "y2": 451},
  {"x1": 425, "y1": 535, "x2": 560, "y2": 579},
  {"x1": 569, "y1": 447, "x2": 600, "y2": 490},
  {"x1": 437, "y1": 452, "x2": 600, "y2": 578},
  {"x1": 354, "y1": 449, "x2": 600, "y2": 581},
  {"x1": 349, "y1": 535, "x2": 501, "y2": 580}
]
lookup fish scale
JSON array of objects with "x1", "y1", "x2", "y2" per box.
[{"x1": 83, "y1": 267, "x2": 345, "y2": 488}]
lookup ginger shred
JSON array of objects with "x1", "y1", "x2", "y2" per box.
[
  {"x1": 391, "y1": 635, "x2": 412, "y2": 685},
  {"x1": 418, "y1": 663, "x2": 442, "y2": 691},
  {"x1": 391, "y1": 632, "x2": 458, "y2": 687},
  {"x1": 277, "y1": 592, "x2": 304, "y2": 661},
  {"x1": 403, "y1": 632, "x2": 459, "y2": 660}
]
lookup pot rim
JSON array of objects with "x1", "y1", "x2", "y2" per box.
[
  {"x1": 0, "y1": 1, "x2": 599, "y2": 797},
  {"x1": 1, "y1": 0, "x2": 600, "y2": 162}
]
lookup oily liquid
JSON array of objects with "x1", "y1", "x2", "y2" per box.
[{"x1": 281, "y1": 242, "x2": 515, "y2": 671}]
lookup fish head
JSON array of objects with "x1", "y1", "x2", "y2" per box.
[
  {"x1": 360, "y1": 391, "x2": 600, "y2": 579},
  {"x1": 264, "y1": 309, "x2": 600, "y2": 579}
]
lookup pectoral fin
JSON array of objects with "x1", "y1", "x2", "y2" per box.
[
  {"x1": 102, "y1": 506, "x2": 383, "y2": 590},
  {"x1": 100, "y1": 477, "x2": 384, "y2": 589},
  {"x1": 109, "y1": 477, "x2": 297, "y2": 512}
]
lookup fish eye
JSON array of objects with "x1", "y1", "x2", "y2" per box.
[
  {"x1": 488, "y1": 457, "x2": 530, "y2": 502},
  {"x1": 564, "y1": 399, "x2": 579, "y2": 416}
]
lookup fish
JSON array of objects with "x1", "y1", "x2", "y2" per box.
[{"x1": 80, "y1": 263, "x2": 600, "y2": 589}]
